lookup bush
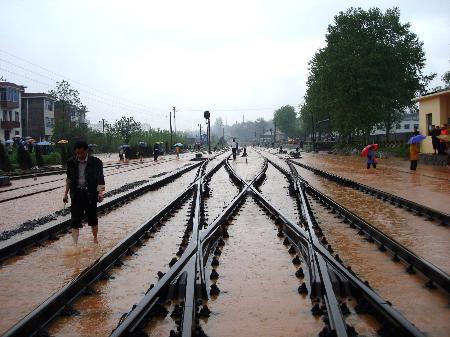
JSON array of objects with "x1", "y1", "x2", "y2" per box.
[
  {"x1": 0, "y1": 143, "x2": 12, "y2": 172},
  {"x1": 43, "y1": 152, "x2": 61, "y2": 166},
  {"x1": 17, "y1": 145, "x2": 33, "y2": 170}
]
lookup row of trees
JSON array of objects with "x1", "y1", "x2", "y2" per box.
[
  {"x1": 269, "y1": 8, "x2": 450, "y2": 144},
  {"x1": 298, "y1": 7, "x2": 433, "y2": 143}
]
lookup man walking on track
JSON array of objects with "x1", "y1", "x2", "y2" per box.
[
  {"x1": 231, "y1": 138, "x2": 238, "y2": 160},
  {"x1": 63, "y1": 141, "x2": 105, "y2": 246}
]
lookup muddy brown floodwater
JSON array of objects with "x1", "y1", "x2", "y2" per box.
[
  {"x1": 0, "y1": 155, "x2": 194, "y2": 232},
  {"x1": 201, "y1": 198, "x2": 323, "y2": 337},
  {"x1": 0, "y1": 168, "x2": 198, "y2": 335},
  {"x1": 204, "y1": 166, "x2": 240, "y2": 224},
  {"x1": 259, "y1": 163, "x2": 298, "y2": 224},
  {"x1": 309, "y1": 198, "x2": 450, "y2": 337},
  {"x1": 229, "y1": 148, "x2": 265, "y2": 182},
  {"x1": 47, "y1": 200, "x2": 192, "y2": 337},
  {"x1": 293, "y1": 163, "x2": 450, "y2": 274},
  {"x1": 293, "y1": 151, "x2": 450, "y2": 214}
]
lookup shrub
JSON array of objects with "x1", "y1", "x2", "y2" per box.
[
  {"x1": 35, "y1": 146, "x2": 44, "y2": 167},
  {"x1": 43, "y1": 152, "x2": 61, "y2": 166},
  {"x1": 0, "y1": 143, "x2": 12, "y2": 172}
]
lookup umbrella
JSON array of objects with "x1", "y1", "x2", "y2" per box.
[
  {"x1": 57, "y1": 139, "x2": 69, "y2": 144},
  {"x1": 88, "y1": 144, "x2": 97, "y2": 147},
  {"x1": 361, "y1": 144, "x2": 378, "y2": 157},
  {"x1": 36, "y1": 141, "x2": 51, "y2": 146},
  {"x1": 4, "y1": 139, "x2": 14, "y2": 144},
  {"x1": 173, "y1": 143, "x2": 184, "y2": 147},
  {"x1": 138, "y1": 141, "x2": 147, "y2": 146},
  {"x1": 407, "y1": 135, "x2": 426, "y2": 144},
  {"x1": 437, "y1": 134, "x2": 450, "y2": 142}
]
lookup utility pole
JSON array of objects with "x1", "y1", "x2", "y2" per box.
[
  {"x1": 173, "y1": 107, "x2": 176, "y2": 139},
  {"x1": 101, "y1": 118, "x2": 106, "y2": 132},
  {"x1": 274, "y1": 120, "x2": 277, "y2": 145},
  {"x1": 169, "y1": 109, "x2": 173, "y2": 149},
  {"x1": 222, "y1": 127, "x2": 225, "y2": 147},
  {"x1": 198, "y1": 123, "x2": 202, "y2": 146}
]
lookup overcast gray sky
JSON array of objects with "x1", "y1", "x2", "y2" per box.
[{"x1": 1, "y1": 0, "x2": 449, "y2": 130}]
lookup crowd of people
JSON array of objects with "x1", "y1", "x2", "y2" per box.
[{"x1": 430, "y1": 124, "x2": 449, "y2": 155}]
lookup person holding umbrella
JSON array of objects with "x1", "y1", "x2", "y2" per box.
[
  {"x1": 407, "y1": 134, "x2": 426, "y2": 171},
  {"x1": 361, "y1": 144, "x2": 378, "y2": 169}
]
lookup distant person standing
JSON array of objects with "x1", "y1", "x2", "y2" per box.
[
  {"x1": 175, "y1": 145, "x2": 180, "y2": 159},
  {"x1": 367, "y1": 145, "x2": 376, "y2": 169},
  {"x1": 409, "y1": 142, "x2": 419, "y2": 171},
  {"x1": 153, "y1": 143, "x2": 159, "y2": 161},
  {"x1": 231, "y1": 138, "x2": 238, "y2": 160},
  {"x1": 431, "y1": 125, "x2": 438, "y2": 155},
  {"x1": 63, "y1": 141, "x2": 105, "y2": 245},
  {"x1": 439, "y1": 124, "x2": 448, "y2": 155}
]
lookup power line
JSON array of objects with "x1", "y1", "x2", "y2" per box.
[{"x1": 0, "y1": 48, "x2": 163, "y2": 112}]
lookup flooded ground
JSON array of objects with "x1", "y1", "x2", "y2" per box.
[
  {"x1": 0, "y1": 168, "x2": 198, "y2": 335},
  {"x1": 47, "y1": 200, "x2": 192, "y2": 337},
  {"x1": 204, "y1": 166, "x2": 240, "y2": 224},
  {"x1": 259, "y1": 163, "x2": 298, "y2": 224},
  {"x1": 228, "y1": 149, "x2": 265, "y2": 182},
  {"x1": 202, "y1": 198, "x2": 323, "y2": 337},
  {"x1": 291, "y1": 151, "x2": 450, "y2": 214},
  {"x1": 309, "y1": 198, "x2": 450, "y2": 337},
  {"x1": 292, "y1": 162, "x2": 450, "y2": 274},
  {"x1": 0, "y1": 155, "x2": 195, "y2": 232}
]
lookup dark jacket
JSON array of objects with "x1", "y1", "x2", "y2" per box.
[{"x1": 66, "y1": 155, "x2": 105, "y2": 195}]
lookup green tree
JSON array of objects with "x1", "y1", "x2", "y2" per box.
[
  {"x1": 304, "y1": 7, "x2": 433, "y2": 143},
  {"x1": 111, "y1": 116, "x2": 142, "y2": 144},
  {"x1": 273, "y1": 105, "x2": 298, "y2": 137}
]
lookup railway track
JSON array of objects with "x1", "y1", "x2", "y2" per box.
[
  {"x1": 287, "y1": 159, "x2": 450, "y2": 226},
  {"x1": 0, "y1": 161, "x2": 203, "y2": 261},
  {"x1": 1, "y1": 149, "x2": 447, "y2": 337},
  {"x1": 262, "y1": 153, "x2": 450, "y2": 336},
  {"x1": 0, "y1": 156, "x2": 180, "y2": 203}
]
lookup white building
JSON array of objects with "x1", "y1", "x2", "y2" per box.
[{"x1": 0, "y1": 82, "x2": 25, "y2": 142}]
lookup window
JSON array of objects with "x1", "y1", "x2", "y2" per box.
[
  {"x1": 15, "y1": 130, "x2": 19, "y2": 136},
  {"x1": 45, "y1": 117, "x2": 54, "y2": 128},
  {"x1": 0, "y1": 88, "x2": 6, "y2": 101},
  {"x1": 426, "y1": 113, "x2": 432, "y2": 136},
  {"x1": 46, "y1": 100, "x2": 53, "y2": 111},
  {"x1": 414, "y1": 124, "x2": 419, "y2": 130},
  {"x1": 1, "y1": 110, "x2": 6, "y2": 121},
  {"x1": 8, "y1": 111, "x2": 12, "y2": 121},
  {"x1": 15, "y1": 111, "x2": 19, "y2": 122},
  {"x1": 404, "y1": 124, "x2": 410, "y2": 130},
  {"x1": 396, "y1": 123, "x2": 401, "y2": 129}
]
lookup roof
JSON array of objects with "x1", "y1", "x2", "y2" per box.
[
  {"x1": 0, "y1": 81, "x2": 26, "y2": 90},
  {"x1": 22, "y1": 93, "x2": 54, "y2": 100},
  {"x1": 412, "y1": 88, "x2": 450, "y2": 102}
]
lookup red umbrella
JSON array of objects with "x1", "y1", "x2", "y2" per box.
[{"x1": 361, "y1": 144, "x2": 378, "y2": 157}]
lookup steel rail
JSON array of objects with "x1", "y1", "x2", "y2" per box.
[
  {"x1": 271, "y1": 157, "x2": 450, "y2": 294},
  {"x1": 0, "y1": 157, "x2": 180, "y2": 201},
  {"x1": 2, "y1": 157, "x2": 226, "y2": 337},
  {"x1": 2, "y1": 178, "x2": 196, "y2": 337},
  {"x1": 225, "y1": 156, "x2": 349, "y2": 337},
  {"x1": 110, "y1": 156, "x2": 267, "y2": 337},
  {"x1": 288, "y1": 159, "x2": 450, "y2": 226},
  {"x1": 254, "y1": 155, "x2": 426, "y2": 336},
  {"x1": 0, "y1": 161, "x2": 203, "y2": 261}
]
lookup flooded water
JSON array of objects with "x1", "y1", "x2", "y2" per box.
[
  {"x1": 228, "y1": 148, "x2": 265, "y2": 182},
  {"x1": 293, "y1": 163, "x2": 450, "y2": 274},
  {"x1": 47, "y1": 201, "x2": 192, "y2": 337},
  {"x1": 0, "y1": 168, "x2": 198, "y2": 335},
  {"x1": 201, "y1": 198, "x2": 323, "y2": 337},
  {"x1": 0, "y1": 155, "x2": 195, "y2": 232},
  {"x1": 293, "y1": 152, "x2": 450, "y2": 214},
  {"x1": 204, "y1": 166, "x2": 240, "y2": 224},
  {"x1": 309, "y1": 198, "x2": 450, "y2": 337},
  {"x1": 259, "y1": 164, "x2": 298, "y2": 224}
]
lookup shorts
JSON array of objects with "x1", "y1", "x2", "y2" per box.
[{"x1": 70, "y1": 189, "x2": 98, "y2": 228}]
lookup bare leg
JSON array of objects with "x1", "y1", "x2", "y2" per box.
[
  {"x1": 72, "y1": 228, "x2": 79, "y2": 246},
  {"x1": 91, "y1": 225, "x2": 98, "y2": 244}
]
